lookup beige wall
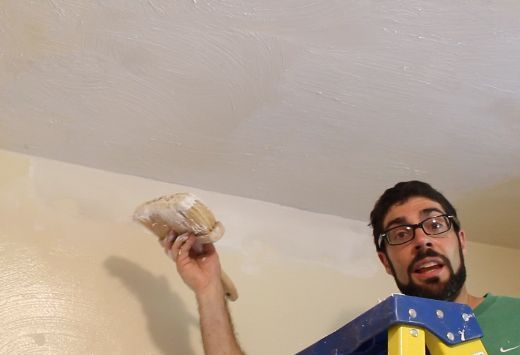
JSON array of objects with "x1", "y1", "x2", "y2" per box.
[{"x1": 1, "y1": 149, "x2": 519, "y2": 354}]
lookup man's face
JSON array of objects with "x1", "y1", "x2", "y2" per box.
[{"x1": 377, "y1": 196, "x2": 467, "y2": 301}]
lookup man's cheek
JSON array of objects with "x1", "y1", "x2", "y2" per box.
[{"x1": 396, "y1": 266, "x2": 411, "y2": 284}]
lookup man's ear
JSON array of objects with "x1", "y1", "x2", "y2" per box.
[
  {"x1": 378, "y1": 251, "x2": 393, "y2": 275},
  {"x1": 458, "y1": 229, "x2": 467, "y2": 254}
]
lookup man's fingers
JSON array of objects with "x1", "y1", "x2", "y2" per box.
[
  {"x1": 162, "y1": 230, "x2": 177, "y2": 253},
  {"x1": 171, "y1": 233, "x2": 193, "y2": 261},
  {"x1": 162, "y1": 232, "x2": 206, "y2": 263}
]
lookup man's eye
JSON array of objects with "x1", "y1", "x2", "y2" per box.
[
  {"x1": 429, "y1": 219, "x2": 446, "y2": 229},
  {"x1": 431, "y1": 221, "x2": 442, "y2": 229},
  {"x1": 391, "y1": 229, "x2": 410, "y2": 240}
]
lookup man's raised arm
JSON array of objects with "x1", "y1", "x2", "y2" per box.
[{"x1": 163, "y1": 233, "x2": 244, "y2": 355}]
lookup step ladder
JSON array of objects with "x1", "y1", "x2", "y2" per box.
[{"x1": 297, "y1": 294, "x2": 487, "y2": 355}]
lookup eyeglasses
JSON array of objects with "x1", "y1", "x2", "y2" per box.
[{"x1": 378, "y1": 214, "x2": 459, "y2": 249}]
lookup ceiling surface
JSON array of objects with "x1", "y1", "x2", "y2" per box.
[{"x1": 1, "y1": 1, "x2": 519, "y2": 248}]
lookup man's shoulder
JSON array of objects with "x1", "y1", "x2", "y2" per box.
[
  {"x1": 475, "y1": 294, "x2": 520, "y2": 354},
  {"x1": 475, "y1": 293, "x2": 520, "y2": 317},
  {"x1": 486, "y1": 293, "x2": 520, "y2": 304}
]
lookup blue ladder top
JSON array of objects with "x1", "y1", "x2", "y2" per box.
[{"x1": 297, "y1": 294, "x2": 483, "y2": 355}]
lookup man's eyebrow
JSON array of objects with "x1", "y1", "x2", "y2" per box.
[
  {"x1": 420, "y1": 207, "x2": 446, "y2": 217},
  {"x1": 384, "y1": 217, "x2": 407, "y2": 231},
  {"x1": 384, "y1": 207, "x2": 446, "y2": 231}
]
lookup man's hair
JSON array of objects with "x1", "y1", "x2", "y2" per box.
[{"x1": 370, "y1": 181, "x2": 460, "y2": 251}]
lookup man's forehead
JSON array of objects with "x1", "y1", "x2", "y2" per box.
[{"x1": 383, "y1": 197, "x2": 445, "y2": 227}]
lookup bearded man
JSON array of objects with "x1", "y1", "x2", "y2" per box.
[
  {"x1": 165, "y1": 181, "x2": 520, "y2": 354},
  {"x1": 370, "y1": 181, "x2": 519, "y2": 354}
]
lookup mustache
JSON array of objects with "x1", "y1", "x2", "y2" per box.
[{"x1": 407, "y1": 249, "x2": 451, "y2": 274}]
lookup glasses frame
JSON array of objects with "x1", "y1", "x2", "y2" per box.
[{"x1": 377, "y1": 214, "x2": 459, "y2": 249}]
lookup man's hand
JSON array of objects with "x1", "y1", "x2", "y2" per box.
[{"x1": 162, "y1": 232, "x2": 224, "y2": 297}]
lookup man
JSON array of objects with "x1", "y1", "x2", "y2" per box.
[
  {"x1": 370, "y1": 181, "x2": 520, "y2": 354},
  {"x1": 163, "y1": 181, "x2": 519, "y2": 354}
]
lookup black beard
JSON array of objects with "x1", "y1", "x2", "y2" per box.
[{"x1": 388, "y1": 246, "x2": 466, "y2": 301}]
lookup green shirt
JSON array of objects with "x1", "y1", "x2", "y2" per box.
[{"x1": 474, "y1": 293, "x2": 520, "y2": 355}]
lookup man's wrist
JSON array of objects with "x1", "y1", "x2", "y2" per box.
[{"x1": 195, "y1": 281, "x2": 226, "y2": 305}]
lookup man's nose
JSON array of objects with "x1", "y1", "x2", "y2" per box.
[{"x1": 413, "y1": 226, "x2": 433, "y2": 250}]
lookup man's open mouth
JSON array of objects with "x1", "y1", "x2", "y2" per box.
[{"x1": 413, "y1": 258, "x2": 445, "y2": 275}]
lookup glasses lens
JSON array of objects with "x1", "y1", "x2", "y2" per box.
[
  {"x1": 422, "y1": 215, "x2": 450, "y2": 235},
  {"x1": 387, "y1": 226, "x2": 414, "y2": 245}
]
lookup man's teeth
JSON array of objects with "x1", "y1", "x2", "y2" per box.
[{"x1": 418, "y1": 262, "x2": 438, "y2": 269}]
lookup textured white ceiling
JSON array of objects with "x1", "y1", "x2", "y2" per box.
[{"x1": 1, "y1": 0, "x2": 519, "y2": 248}]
